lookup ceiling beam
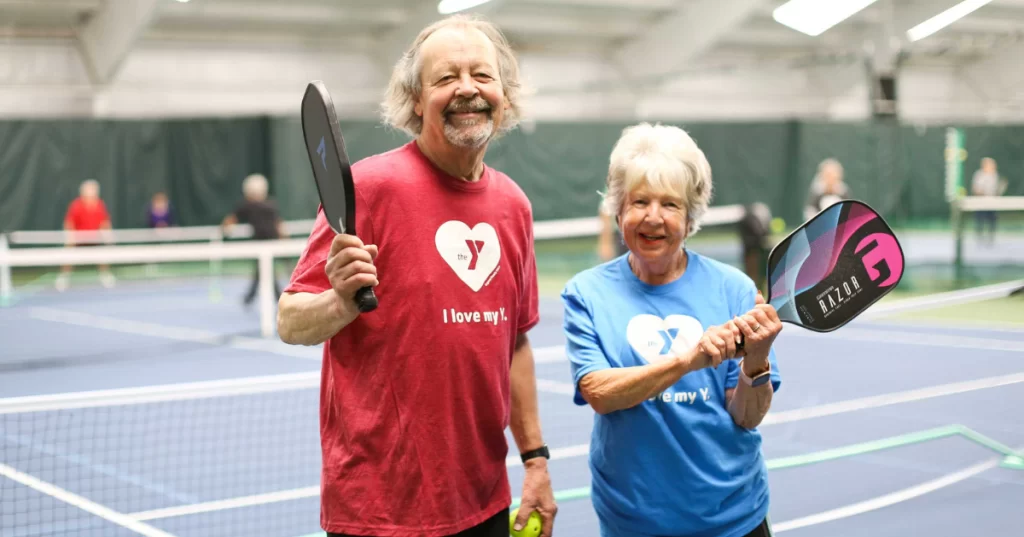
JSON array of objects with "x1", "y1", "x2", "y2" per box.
[
  {"x1": 77, "y1": 0, "x2": 158, "y2": 85},
  {"x1": 960, "y1": 41, "x2": 1024, "y2": 99},
  {"x1": 514, "y1": 0, "x2": 673, "y2": 9},
  {"x1": 611, "y1": 0, "x2": 764, "y2": 85},
  {"x1": 155, "y1": 1, "x2": 405, "y2": 27}
]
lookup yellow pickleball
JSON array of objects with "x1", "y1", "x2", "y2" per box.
[
  {"x1": 509, "y1": 507, "x2": 542, "y2": 537},
  {"x1": 770, "y1": 217, "x2": 786, "y2": 234}
]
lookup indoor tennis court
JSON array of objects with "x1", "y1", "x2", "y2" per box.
[{"x1": 2, "y1": 1, "x2": 1024, "y2": 536}]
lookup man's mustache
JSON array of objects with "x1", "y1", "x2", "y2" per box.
[{"x1": 444, "y1": 98, "x2": 492, "y2": 114}]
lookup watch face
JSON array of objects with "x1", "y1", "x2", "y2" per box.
[{"x1": 752, "y1": 373, "x2": 772, "y2": 387}]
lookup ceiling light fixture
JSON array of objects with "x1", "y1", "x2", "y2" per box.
[
  {"x1": 437, "y1": 0, "x2": 493, "y2": 15},
  {"x1": 907, "y1": 0, "x2": 992, "y2": 42},
  {"x1": 773, "y1": 0, "x2": 879, "y2": 37}
]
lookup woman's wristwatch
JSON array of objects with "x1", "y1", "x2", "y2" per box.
[{"x1": 739, "y1": 359, "x2": 772, "y2": 387}]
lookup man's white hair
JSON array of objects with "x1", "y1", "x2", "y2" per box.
[
  {"x1": 601, "y1": 122, "x2": 714, "y2": 238},
  {"x1": 80, "y1": 179, "x2": 100, "y2": 196},
  {"x1": 379, "y1": 13, "x2": 526, "y2": 138},
  {"x1": 242, "y1": 173, "x2": 268, "y2": 200}
]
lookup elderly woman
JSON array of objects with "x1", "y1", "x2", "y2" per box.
[{"x1": 561, "y1": 123, "x2": 783, "y2": 537}]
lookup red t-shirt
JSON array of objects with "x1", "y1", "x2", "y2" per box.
[
  {"x1": 284, "y1": 141, "x2": 540, "y2": 536},
  {"x1": 65, "y1": 198, "x2": 110, "y2": 231}
]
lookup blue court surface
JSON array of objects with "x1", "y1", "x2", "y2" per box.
[{"x1": 1, "y1": 276, "x2": 1023, "y2": 537}]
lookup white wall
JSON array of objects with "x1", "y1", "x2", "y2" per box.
[{"x1": 2, "y1": 37, "x2": 1024, "y2": 124}]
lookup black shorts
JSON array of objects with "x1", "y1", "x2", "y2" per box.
[
  {"x1": 327, "y1": 507, "x2": 509, "y2": 537},
  {"x1": 743, "y1": 516, "x2": 775, "y2": 537}
]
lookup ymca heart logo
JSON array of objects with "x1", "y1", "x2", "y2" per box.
[
  {"x1": 435, "y1": 221, "x2": 501, "y2": 292},
  {"x1": 626, "y1": 314, "x2": 704, "y2": 364}
]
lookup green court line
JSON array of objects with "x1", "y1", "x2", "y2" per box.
[{"x1": 291, "y1": 424, "x2": 1022, "y2": 537}]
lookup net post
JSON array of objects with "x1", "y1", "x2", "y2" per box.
[
  {"x1": 0, "y1": 233, "x2": 11, "y2": 308},
  {"x1": 952, "y1": 196, "x2": 966, "y2": 284},
  {"x1": 258, "y1": 248, "x2": 275, "y2": 338},
  {"x1": 209, "y1": 230, "x2": 223, "y2": 303}
]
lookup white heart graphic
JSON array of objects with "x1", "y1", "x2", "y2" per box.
[
  {"x1": 626, "y1": 314, "x2": 704, "y2": 364},
  {"x1": 434, "y1": 221, "x2": 501, "y2": 292}
]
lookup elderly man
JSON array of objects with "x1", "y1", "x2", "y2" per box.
[
  {"x1": 56, "y1": 179, "x2": 115, "y2": 291},
  {"x1": 277, "y1": 14, "x2": 556, "y2": 537},
  {"x1": 222, "y1": 173, "x2": 285, "y2": 306}
]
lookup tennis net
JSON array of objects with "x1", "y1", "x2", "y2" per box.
[
  {"x1": 950, "y1": 195, "x2": 1024, "y2": 283},
  {"x1": 0, "y1": 372, "x2": 324, "y2": 537},
  {"x1": 1, "y1": 205, "x2": 758, "y2": 331}
]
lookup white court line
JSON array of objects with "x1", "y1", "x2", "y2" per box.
[
  {"x1": 26, "y1": 307, "x2": 571, "y2": 373},
  {"x1": 0, "y1": 462, "x2": 176, "y2": 537},
  {"x1": 127, "y1": 444, "x2": 595, "y2": 521},
  {"x1": 131, "y1": 486, "x2": 320, "y2": 521},
  {"x1": 762, "y1": 371, "x2": 1024, "y2": 426},
  {"x1": 773, "y1": 457, "x2": 1002, "y2": 532},
  {"x1": 29, "y1": 307, "x2": 321, "y2": 360},
  {"x1": 862, "y1": 318, "x2": 1024, "y2": 335},
  {"x1": 786, "y1": 327, "x2": 1024, "y2": 353},
  {"x1": 535, "y1": 378, "x2": 576, "y2": 395},
  {"x1": 860, "y1": 279, "x2": 1024, "y2": 321},
  {"x1": 533, "y1": 345, "x2": 569, "y2": 364}
]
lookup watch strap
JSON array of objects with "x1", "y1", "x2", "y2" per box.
[
  {"x1": 520, "y1": 445, "x2": 550, "y2": 463},
  {"x1": 739, "y1": 359, "x2": 771, "y2": 387}
]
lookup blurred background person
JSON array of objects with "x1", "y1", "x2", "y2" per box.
[
  {"x1": 221, "y1": 173, "x2": 285, "y2": 307},
  {"x1": 804, "y1": 158, "x2": 850, "y2": 220},
  {"x1": 597, "y1": 201, "x2": 628, "y2": 262},
  {"x1": 739, "y1": 202, "x2": 772, "y2": 292},
  {"x1": 970, "y1": 157, "x2": 1003, "y2": 244},
  {"x1": 55, "y1": 179, "x2": 115, "y2": 292},
  {"x1": 147, "y1": 192, "x2": 176, "y2": 228}
]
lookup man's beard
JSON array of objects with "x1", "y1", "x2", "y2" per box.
[{"x1": 443, "y1": 96, "x2": 494, "y2": 148}]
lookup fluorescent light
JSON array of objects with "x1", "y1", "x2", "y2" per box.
[
  {"x1": 907, "y1": 0, "x2": 992, "y2": 42},
  {"x1": 437, "y1": 0, "x2": 493, "y2": 15},
  {"x1": 773, "y1": 0, "x2": 879, "y2": 37}
]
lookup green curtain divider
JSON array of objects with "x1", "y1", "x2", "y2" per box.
[{"x1": 2, "y1": 116, "x2": 1021, "y2": 233}]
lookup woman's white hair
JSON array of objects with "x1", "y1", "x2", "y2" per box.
[
  {"x1": 242, "y1": 173, "x2": 268, "y2": 201},
  {"x1": 379, "y1": 14, "x2": 526, "y2": 138},
  {"x1": 601, "y1": 122, "x2": 713, "y2": 237}
]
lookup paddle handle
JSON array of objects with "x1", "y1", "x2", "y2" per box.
[{"x1": 355, "y1": 286, "x2": 378, "y2": 313}]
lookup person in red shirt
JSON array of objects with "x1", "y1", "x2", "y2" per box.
[
  {"x1": 277, "y1": 14, "x2": 557, "y2": 537},
  {"x1": 56, "y1": 179, "x2": 115, "y2": 291}
]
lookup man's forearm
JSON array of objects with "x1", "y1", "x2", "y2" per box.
[
  {"x1": 726, "y1": 358, "x2": 774, "y2": 429},
  {"x1": 277, "y1": 290, "x2": 355, "y2": 346},
  {"x1": 579, "y1": 352, "x2": 701, "y2": 414},
  {"x1": 509, "y1": 334, "x2": 545, "y2": 455}
]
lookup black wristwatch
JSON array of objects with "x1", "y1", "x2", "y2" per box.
[{"x1": 520, "y1": 445, "x2": 550, "y2": 463}]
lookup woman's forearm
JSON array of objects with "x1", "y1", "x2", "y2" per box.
[
  {"x1": 579, "y1": 351, "x2": 703, "y2": 414},
  {"x1": 726, "y1": 359, "x2": 774, "y2": 429},
  {"x1": 277, "y1": 290, "x2": 356, "y2": 346}
]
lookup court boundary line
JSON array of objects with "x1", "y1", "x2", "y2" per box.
[
  {"x1": 772, "y1": 458, "x2": 1002, "y2": 532},
  {"x1": 118, "y1": 374, "x2": 1024, "y2": 523},
  {"x1": 761, "y1": 371, "x2": 1024, "y2": 425},
  {"x1": 0, "y1": 461, "x2": 177, "y2": 537},
  {"x1": 28, "y1": 304, "x2": 566, "y2": 362}
]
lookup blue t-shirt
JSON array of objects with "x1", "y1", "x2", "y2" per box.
[{"x1": 561, "y1": 251, "x2": 782, "y2": 537}]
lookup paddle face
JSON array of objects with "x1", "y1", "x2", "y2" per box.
[
  {"x1": 765, "y1": 199, "x2": 904, "y2": 332},
  {"x1": 300, "y1": 81, "x2": 378, "y2": 313},
  {"x1": 301, "y1": 81, "x2": 356, "y2": 236}
]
